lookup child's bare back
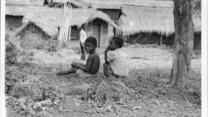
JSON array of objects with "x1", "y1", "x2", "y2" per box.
[
  {"x1": 86, "y1": 53, "x2": 100, "y2": 74},
  {"x1": 57, "y1": 37, "x2": 100, "y2": 75}
]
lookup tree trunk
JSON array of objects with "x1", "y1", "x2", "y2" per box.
[{"x1": 169, "y1": 0, "x2": 194, "y2": 89}]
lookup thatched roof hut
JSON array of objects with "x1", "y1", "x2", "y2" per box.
[
  {"x1": 6, "y1": 5, "x2": 119, "y2": 38},
  {"x1": 119, "y1": 4, "x2": 201, "y2": 35}
]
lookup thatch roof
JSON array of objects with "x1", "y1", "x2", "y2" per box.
[
  {"x1": 88, "y1": 0, "x2": 173, "y2": 9},
  {"x1": 91, "y1": 2, "x2": 121, "y2": 10},
  {"x1": 49, "y1": 0, "x2": 91, "y2": 8},
  {"x1": 6, "y1": 0, "x2": 44, "y2": 6},
  {"x1": 15, "y1": 21, "x2": 51, "y2": 38},
  {"x1": 6, "y1": 5, "x2": 118, "y2": 37},
  {"x1": 119, "y1": 5, "x2": 201, "y2": 35}
]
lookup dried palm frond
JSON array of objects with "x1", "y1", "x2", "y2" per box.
[
  {"x1": 110, "y1": 80, "x2": 131, "y2": 96},
  {"x1": 95, "y1": 80, "x2": 131, "y2": 107},
  {"x1": 95, "y1": 80, "x2": 109, "y2": 106}
]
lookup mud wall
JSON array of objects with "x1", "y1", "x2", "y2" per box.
[
  {"x1": 86, "y1": 19, "x2": 108, "y2": 48},
  {"x1": 125, "y1": 32, "x2": 201, "y2": 50}
]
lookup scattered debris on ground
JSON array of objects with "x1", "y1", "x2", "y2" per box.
[{"x1": 5, "y1": 35, "x2": 201, "y2": 116}]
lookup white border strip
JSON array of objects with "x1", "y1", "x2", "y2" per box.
[
  {"x1": 0, "y1": 0, "x2": 207, "y2": 117},
  {"x1": 201, "y1": 0, "x2": 208, "y2": 117},
  {"x1": 0, "y1": 0, "x2": 6, "y2": 117}
]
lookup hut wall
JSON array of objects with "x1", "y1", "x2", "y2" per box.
[
  {"x1": 126, "y1": 32, "x2": 201, "y2": 50},
  {"x1": 69, "y1": 19, "x2": 112, "y2": 48},
  {"x1": 86, "y1": 19, "x2": 108, "y2": 48},
  {"x1": 126, "y1": 32, "x2": 174, "y2": 46},
  {"x1": 100, "y1": 21, "x2": 108, "y2": 47},
  {"x1": 86, "y1": 22, "x2": 100, "y2": 46},
  {"x1": 6, "y1": 15, "x2": 23, "y2": 31}
]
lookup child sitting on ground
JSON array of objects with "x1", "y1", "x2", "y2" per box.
[
  {"x1": 103, "y1": 36, "x2": 128, "y2": 78},
  {"x1": 57, "y1": 37, "x2": 100, "y2": 75}
]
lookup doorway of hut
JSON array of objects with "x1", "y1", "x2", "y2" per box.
[
  {"x1": 87, "y1": 19, "x2": 106, "y2": 48},
  {"x1": 91, "y1": 24, "x2": 101, "y2": 48},
  {"x1": 87, "y1": 23, "x2": 101, "y2": 48}
]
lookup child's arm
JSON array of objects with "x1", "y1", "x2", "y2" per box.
[
  {"x1": 84, "y1": 55, "x2": 93, "y2": 72},
  {"x1": 107, "y1": 51, "x2": 115, "y2": 62},
  {"x1": 104, "y1": 48, "x2": 109, "y2": 64},
  {"x1": 72, "y1": 55, "x2": 93, "y2": 73},
  {"x1": 105, "y1": 49, "x2": 116, "y2": 63},
  {"x1": 103, "y1": 62, "x2": 113, "y2": 77}
]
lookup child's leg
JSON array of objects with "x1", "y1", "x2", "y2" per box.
[
  {"x1": 71, "y1": 61, "x2": 85, "y2": 70},
  {"x1": 56, "y1": 62, "x2": 79, "y2": 76},
  {"x1": 56, "y1": 61, "x2": 86, "y2": 76},
  {"x1": 80, "y1": 42, "x2": 85, "y2": 60},
  {"x1": 103, "y1": 63, "x2": 122, "y2": 80},
  {"x1": 103, "y1": 63, "x2": 112, "y2": 77},
  {"x1": 56, "y1": 67, "x2": 77, "y2": 75}
]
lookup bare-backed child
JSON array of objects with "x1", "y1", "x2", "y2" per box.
[
  {"x1": 103, "y1": 36, "x2": 129, "y2": 78},
  {"x1": 57, "y1": 37, "x2": 100, "y2": 75}
]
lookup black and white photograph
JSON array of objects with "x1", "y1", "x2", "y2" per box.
[{"x1": 2, "y1": 0, "x2": 208, "y2": 117}]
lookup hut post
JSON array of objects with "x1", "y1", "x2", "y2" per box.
[
  {"x1": 58, "y1": 1, "x2": 72, "y2": 47},
  {"x1": 67, "y1": 2, "x2": 72, "y2": 45}
]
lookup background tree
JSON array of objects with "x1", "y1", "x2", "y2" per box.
[{"x1": 169, "y1": 0, "x2": 194, "y2": 89}]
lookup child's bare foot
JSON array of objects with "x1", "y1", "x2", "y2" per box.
[
  {"x1": 56, "y1": 72, "x2": 64, "y2": 76},
  {"x1": 56, "y1": 72, "x2": 66, "y2": 76}
]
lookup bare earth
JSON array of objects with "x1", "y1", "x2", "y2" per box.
[{"x1": 6, "y1": 41, "x2": 201, "y2": 117}]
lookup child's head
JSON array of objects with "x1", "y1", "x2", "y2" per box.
[
  {"x1": 85, "y1": 37, "x2": 97, "y2": 54},
  {"x1": 107, "y1": 36, "x2": 124, "y2": 50}
]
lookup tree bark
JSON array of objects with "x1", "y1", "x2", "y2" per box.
[{"x1": 169, "y1": 0, "x2": 194, "y2": 89}]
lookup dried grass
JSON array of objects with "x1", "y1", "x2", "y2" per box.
[
  {"x1": 6, "y1": 0, "x2": 44, "y2": 6},
  {"x1": 91, "y1": 0, "x2": 173, "y2": 9},
  {"x1": 95, "y1": 80, "x2": 131, "y2": 107},
  {"x1": 6, "y1": 63, "x2": 65, "y2": 116},
  {"x1": 52, "y1": 0, "x2": 91, "y2": 8},
  {"x1": 6, "y1": 39, "x2": 18, "y2": 66}
]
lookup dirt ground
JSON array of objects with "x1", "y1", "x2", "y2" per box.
[{"x1": 6, "y1": 38, "x2": 201, "y2": 117}]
